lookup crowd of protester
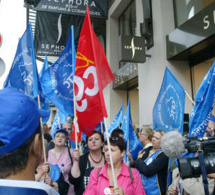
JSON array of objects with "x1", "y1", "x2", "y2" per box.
[{"x1": 1, "y1": 87, "x2": 215, "y2": 194}]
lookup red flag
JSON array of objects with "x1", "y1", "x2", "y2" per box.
[
  {"x1": 70, "y1": 123, "x2": 82, "y2": 142},
  {"x1": 74, "y1": 7, "x2": 114, "y2": 136}
]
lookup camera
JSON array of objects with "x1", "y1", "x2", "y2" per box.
[{"x1": 177, "y1": 136, "x2": 215, "y2": 179}]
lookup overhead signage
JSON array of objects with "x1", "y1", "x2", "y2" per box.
[
  {"x1": 34, "y1": 0, "x2": 109, "y2": 19},
  {"x1": 34, "y1": 11, "x2": 84, "y2": 56},
  {"x1": 113, "y1": 62, "x2": 138, "y2": 89},
  {"x1": 119, "y1": 35, "x2": 145, "y2": 63},
  {"x1": 166, "y1": 1, "x2": 215, "y2": 60}
]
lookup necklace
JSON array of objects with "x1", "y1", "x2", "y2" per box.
[{"x1": 89, "y1": 153, "x2": 103, "y2": 163}]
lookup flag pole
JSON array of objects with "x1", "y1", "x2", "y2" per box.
[
  {"x1": 56, "y1": 109, "x2": 61, "y2": 129},
  {"x1": 126, "y1": 139, "x2": 129, "y2": 163},
  {"x1": 101, "y1": 122, "x2": 103, "y2": 134},
  {"x1": 73, "y1": 85, "x2": 78, "y2": 149},
  {"x1": 104, "y1": 117, "x2": 118, "y2": 188},
  {"x1": 37, "y1": 95, "x2": 47, "y2": 163},
  {"x1": 185, "y1": 90, "x2": 194, "y2": 105}
]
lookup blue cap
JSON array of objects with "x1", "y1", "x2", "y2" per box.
[
  {"x1": 0, "y1": 87, "x2": 50, "y2": 155},
  {"x1": 54, "y1": 128, "x2": 68, "y2": 137},
  {"x1": 210, "y1": 115, "x2": 215, "y2": 122}
]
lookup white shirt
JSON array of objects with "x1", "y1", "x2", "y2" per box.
[{"x1": 0, "y1": 179, "x2": 59, "y2": 195}]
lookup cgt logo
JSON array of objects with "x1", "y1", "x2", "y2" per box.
[{"x1": 74, "y1": 52, "x2": 98, "y2": 112}]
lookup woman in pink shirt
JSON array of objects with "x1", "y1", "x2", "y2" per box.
[
  {"x1": 44, "y1": 128, "x2": 75, "y2": 195},
  {"x1": 84, "y1": 136, "x2": 145, "y2": 195}
]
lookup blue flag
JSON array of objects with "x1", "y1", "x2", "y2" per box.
[
  {"x1": 39, "y1": 56, "x2": 51, "y2": 125},
  {"x1": 189, "y1": 61, "x2": 215, "y2": 137},
  {"x1": 51, "y1": 110, "x2": 67, "y2": 139},
  {"x1": 153, "y1": 67, "x2": 185, "y2": 134},
  {"x1": 121, "y1": 99, "x2": 143, "y2": 160},
  {"x1": 48, "y1": 164, "x2": 60, "y2": 182},
  {"x1": 39, "y1": 55, "x2": 49, "y2": 78},
  {"x1": 40, "y1": 26, "x2": 76, "y2": 116},
  {"x1": 4, "y1": 23, "x2": 39, "y2": 98},
  {"x1": 108, "y1": 102, "x2": 123, "y2": 136},
  {"x1": 95, "y1": 121, "x2": 105, "y2": 133}
]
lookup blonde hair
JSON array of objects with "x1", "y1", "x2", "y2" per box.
[
  {"x1": 43, "y1": 124, "x2": 49, "y2": 134},
  {"x1": 155, "y1": 130, "x2": 166, "y2": 137},
  {"x1": 141, "y1": 125, "x2": 154, "y2": 141}
]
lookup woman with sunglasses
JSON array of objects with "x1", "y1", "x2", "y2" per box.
[
  {"x1": 84, "y1": 136, "x2": 145, "y2": 195},
  {"x1": 135, "y1": 130, "x2": 169, "y2": 195},
  {"x1": 69, "y1": 131, "x2": 105, "y2": 195}
]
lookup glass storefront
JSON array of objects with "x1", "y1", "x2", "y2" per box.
[
  {"x1": 119, "y1": 1, "x2": 136, "y2": 36},
  {"x1": 119, "y1": 1, "x2": 136, "y2": 68},
  {"x1": 174, "y1": 0, "x2": 215, "y2": 27}
]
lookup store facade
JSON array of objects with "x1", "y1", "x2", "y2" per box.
[{"x1": 105, "y1": 0, "x2": 215, "y2": 133}]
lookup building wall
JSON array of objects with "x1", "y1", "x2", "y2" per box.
[{"x1": 106, "y1": 0, "x2": 193, "y2": 128}]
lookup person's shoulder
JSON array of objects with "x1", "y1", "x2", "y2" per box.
[
  {"x1": 144, "y1": 146, "x2": 152, "y2": 153},
  {"x1": 0, "y1": 179, "x2": 59, "y2": 195}
]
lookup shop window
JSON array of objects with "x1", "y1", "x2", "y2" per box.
[{"x1": 173, "y1": 0, "x2": 215, "y2": 27}]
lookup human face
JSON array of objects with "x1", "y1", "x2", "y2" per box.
[
  {"x1": 151, "y1": 131, "x2": 162, "y2": 150},
  {"x1": 206, "y1": 120, "x2": 215, "y2": 137},
  {"x1": 139, "y1": 130, "x2": 148, "y2": 144},
  {"x1": 62, "y1": 122, "x2": 72, "y2": 136},
  {"x1": 54, "y1": 132, "x2": 67, "y2": 147},
  {"x1": 105, "y1": 145, "x2": 125, "y2": 166},
  {"x1": 87, "y1": 133, "x2": 104, "y2": 151}
]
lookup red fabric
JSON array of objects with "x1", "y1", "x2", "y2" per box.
[
  {"x1": 70, "y1": 123, "x2": 82, "y2": 142},
  {"x1": 74, "y1": 7, "x2": 114, "y2": 136}
]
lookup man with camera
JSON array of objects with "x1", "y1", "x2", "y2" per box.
[
  {"x1": 168, "y1": 151, "x2": 214, "y2": 195},
  {"x1": 161, "y1": 130, "x2": 215, "y2": 195}
]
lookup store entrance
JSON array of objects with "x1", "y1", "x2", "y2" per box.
[{"x1": 128, "y1": 88, "x2": 139, "y2": 133}]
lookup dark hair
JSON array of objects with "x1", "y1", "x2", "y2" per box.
[
  {"x1": 0, "y1": 124, "x2": 41, "y2": 179},
  {"x1": 105, "y1": 136, "x2": 126, "y2": 152},
  {"x1": 111, "y1": 128, "x2": 124, "y2": 138},
  {"x1": 86, "y1": 130, "x2": 104, "y2": 144}
]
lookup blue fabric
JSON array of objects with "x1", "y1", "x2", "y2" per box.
[
  {"x1": 48, "y1": 164, "x2": 61, "y2": 182},
  {"x1": 0, "y1": 186, "x2": 48, "y2": 195},
  {"x1": 39, "y1": 55, "x2": 49, "y2": 78},
  {"x1": 198, "y1": 153, "x2": 209, "y2": 195},
  {"x1": 51, "y1": 110, "x2": 67, "y2": 139},
  {"x1": 142, "y1": 149, "x2": 163, "y2": 195},
  {"x1": 121, "y1": 99, "x2": 143, "y2": 160},
  {"x1": 4, "y1": 23, "x2": 39, "y2": 98},
  {"x1": 40, "y1": 26, "x2": 76, "y2": 116},
  {"x1": 153, "y1": 67, "x2": 185, "y2": 134},
  {"x1": 38, "y1": 56, "x2": 51, "y2": 125},
  {"x1": 189, "y1": 61, "x2": 215, "y2": 137},
  {"x1": 95, "y1": 121, "x2": 105, "y2": 133},
  {"x1": 0, "y1": 87, "x2": 48, "y2": 155},
  {"x1": 108, "y1": 102, "x2": 123, "y2": 135}
]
